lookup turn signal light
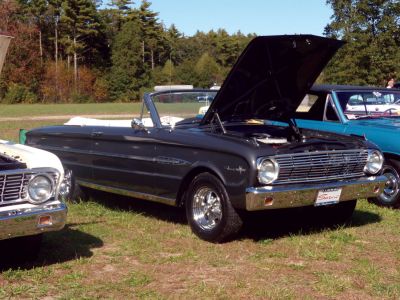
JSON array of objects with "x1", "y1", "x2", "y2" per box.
[
  {"x1": 38, "y1": 215, "x2": 52, "y2": 226},
  {"x1": 264, "y1": 197, "x2": 274, "y2": 206}
]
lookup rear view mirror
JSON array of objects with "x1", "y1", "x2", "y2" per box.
[{"x1": 131, "y1": 118, "x2": 148, "y2": 132}]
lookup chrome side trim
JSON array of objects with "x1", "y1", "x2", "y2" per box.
[
  {"x1": 245, "y1": 175, "x2": 387, "y2": 211},
  {"x1": 34, "y1": 144, "x2": 90, "y2": 155},
  {"x1": 77, "y1": 180, "x2": 177, "y2": 206},
  {"x1": 36, "y1": 145, "x2": 158, "y2": 164}
]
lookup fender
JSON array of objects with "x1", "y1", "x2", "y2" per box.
[{"x1": 0, "y1": 139, "x2": 64, "y2": 175}]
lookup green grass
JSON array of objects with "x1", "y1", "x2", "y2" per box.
[
  {"x1": 0, "y1": 102, "x2": 206, "y2": 143},
  {"x1": 0, "y1": 102, "x2": 205, "y2": 118},
  {"x1": 0, "y1": 102, "x2": 142, "y2": 117},
  {"x1": 1, "y1": 112, "x2": 400, "y2": 299},
  {"x1": 1, "y1": 190, "x2": 400, "y2": 299},
  {"x1": 2, "y1": 120, "x2": 65, "y2": 142}
]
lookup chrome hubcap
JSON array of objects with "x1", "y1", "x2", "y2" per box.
[
  {"x1": 192, "y1": 187, "x2": 222, "y2": 230},
  {"x1": 59, "y1": 170, "x2": 72, "y2": 198},
  {"x1": 380, "y1": 167, "x2": 400, "y2": 204}
]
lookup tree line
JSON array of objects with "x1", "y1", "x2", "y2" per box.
[
  {"x1": 0, "y1": 0, "x2": 399, "y2": 104},
  {"x1": 0, "y1": 0, "x2": 255, "y2": 103},
  {"x1": 322, "y1": 0, "x2": 400, "y2": 86}
]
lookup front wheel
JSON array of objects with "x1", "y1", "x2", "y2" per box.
[
  {"x1": 369, "y1": 159, "x2": 400, "y2": 208},
  {"x1": 185, "y1": 173, "x2": 243, "y2": 243}
]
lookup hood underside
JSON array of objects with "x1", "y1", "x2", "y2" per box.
[
  {"x1": 201, "y1": 35, "x2": 344, "y2": 125},
  {"x1": 0, "y1": 34, "x2": 12, "y2": 75},
  {"x1": 0, "y1": 153, "x2": 26, "y2": 171}
]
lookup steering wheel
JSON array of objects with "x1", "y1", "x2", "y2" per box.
[{"x1": 383, "y1": 108, "x2": 398, "y2": 116}]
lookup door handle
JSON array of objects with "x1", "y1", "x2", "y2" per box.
[{"x1": 91, "y1": 131, "x2": 103, "y2": 137}]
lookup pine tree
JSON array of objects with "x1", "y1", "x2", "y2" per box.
[
  {"x1": 324, "y1": 0, "x2": 400, "y2": 85},
  {"x1": 194, "y1": 52, "x2": 220, "y2": 88},
  {"x1": 165, "y1": 24, "x2": 181, "y2": 64},
  {"x1": 136, "y1": 0, "x2": 164, "y2": 70},
  {"x1": 109, "y1": 19, "x2": 147, "y2": 101},
  {"x1": 107, "y1": 0, "x2": 134, "y2": 33},
  {"x1": 25, "y1": 0, "x2": 48, "y2": 66},
  {"x1": 60, "y1": 0, "x2": 101, "y2": 90}
]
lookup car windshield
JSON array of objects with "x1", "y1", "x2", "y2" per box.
[
  {"x1": 147, "y1": 90, "x2": 217, "y2": 127},
  {"x1": 336, "y1": 90, "x2": 400, "y2": 120}
]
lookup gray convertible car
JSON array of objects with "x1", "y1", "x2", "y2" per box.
[{"x1": 25, "y1": 35, "x2": 386, "y2": 242}]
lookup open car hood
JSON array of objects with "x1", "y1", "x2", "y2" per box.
[
  {"x1": 201, "y1": 35, "x2": 344, "y2": 125},
  {"x1": 0, "y1": 34, "x2": 12, "y2": 75}
]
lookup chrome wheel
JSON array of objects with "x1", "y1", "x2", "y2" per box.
[
  {"x1": 186, "y1": 173, "x2": 243, "y2": 242},
  {"x1": 59, "y1": 169, "x2": 72, "y2": 199},
  {"x1": 380, "y1": 166, "x2": 400, "y2": 204},
  {"x1": 192, "y1": 187, "x2": 222, "y2": 231}
]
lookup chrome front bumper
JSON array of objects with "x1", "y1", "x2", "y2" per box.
[
  {"x1": 0, "y1": 201, "x2": 67, "y2": 240},
  {"x1": 245, "y1": 175, "x2": 387, "y2": 211}
]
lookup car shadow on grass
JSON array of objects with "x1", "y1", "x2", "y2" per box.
[
  {"x1": 85, "y1": 190, "x2": 187, "y2": 224},
  {"x1": 238, "y1": 206, "x2": 381, "y2": 242},
  {"x1": 0, "y1": 224, "x2": 103, "y2": 271},
  {"x1": 85, "y1": 191, "x2": 381, "y2": 242}
]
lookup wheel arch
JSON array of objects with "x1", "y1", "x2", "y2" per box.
[
  {"x1": 371, "y1": 151, "x2": 400, "y2": 208},
  {"x1": 382, "y1": 152, "x2": 400, "y2": 163},
  {"x1": 176, "y1": 165, "x2": 225, "y2": 207}
]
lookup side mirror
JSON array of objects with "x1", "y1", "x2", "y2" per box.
[{"x1": 131, "y1": 118, "x2": 148, "y2": 132}]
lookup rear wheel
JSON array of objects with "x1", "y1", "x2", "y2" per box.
[
  {"x1": 59, "y1": 169, "x2": 86, "y2": 202},
  {"x1": 369, "y1": 159, "x2": 400, "y2": 208},
  {"x1": 185, "y1": 173, "x2": 243, "y2": 242}
]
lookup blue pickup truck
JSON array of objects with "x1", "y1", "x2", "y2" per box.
[{"x1": 295, "y1": 85, "x2": 400, "y2": 208}]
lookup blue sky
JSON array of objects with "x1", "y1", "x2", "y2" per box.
[{"x1": 131, "y1": 0, "x2": 333, "y2": 36}]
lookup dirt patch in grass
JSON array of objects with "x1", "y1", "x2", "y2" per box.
[{"x1": 0, "y1": 194, "x2": 399, "y2": 299}]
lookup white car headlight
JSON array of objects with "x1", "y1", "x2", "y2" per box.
[
  {"x1": 257, "y1": 158, "x2": 279, "y2": 184},
  {"x1": 28, "y1": 175, "x2": 54, "y2": 203},
  {"x1": 364, "y1": 150, "x2": 384, "y2": 175}
]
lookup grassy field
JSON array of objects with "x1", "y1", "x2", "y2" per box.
[
  {"x1": 0, "y1": 103, "x2": 142, "y2": 118},
  {"x1": 0, "y1": 112, "x2": 400, "y2": 299},
  {"x1": 0, "y1": 102, "x2": 205, "y2": 118},
  {"x1": 0, "y1": 102, "x2": 204, "y2": 142},
  {"x1": 2, "y1": 120, "x2": 66, "y2": 142}
]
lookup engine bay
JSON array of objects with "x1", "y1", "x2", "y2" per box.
[
  {"x1": 223, "y1": 123, "x2": 298, "y2": 145},
  {"x1": 0, "y1": 153, "x2": 26, "y2": 171},
  {"x1": 220, "y1": 122, "x2": 365, "y2": 152},
  {"x1": 246, "y1": 132, "x2": 288, "y2": 144}
]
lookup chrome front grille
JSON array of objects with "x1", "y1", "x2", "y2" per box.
[
  {"x1": 274, "y1": 149, "x2": 369, "y2": 184},
  {"x1": 0, "y1": 170, "x2": 59, "y2": 206},
  {"x1": 0, "y1": 172, "x2": 32, "y2": 205}
]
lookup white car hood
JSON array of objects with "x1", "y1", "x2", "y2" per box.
[{"x1": 0, "y1": 139, "x2": 63, "y2": 173}]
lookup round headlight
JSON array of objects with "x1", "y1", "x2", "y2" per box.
[
  {"x1": 28, "y1": 175, "x2": 53, "y2": 203},
  {"x1": 257, "y1": 158, "x2": 279, "y2": 184},
  {"x1": 364, "y1": 150, "x2": 384, "y2": 175}
]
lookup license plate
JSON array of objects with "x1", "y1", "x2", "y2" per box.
[{"x1": 315, "y1": 188, "x2": 342, "y2": 206}]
